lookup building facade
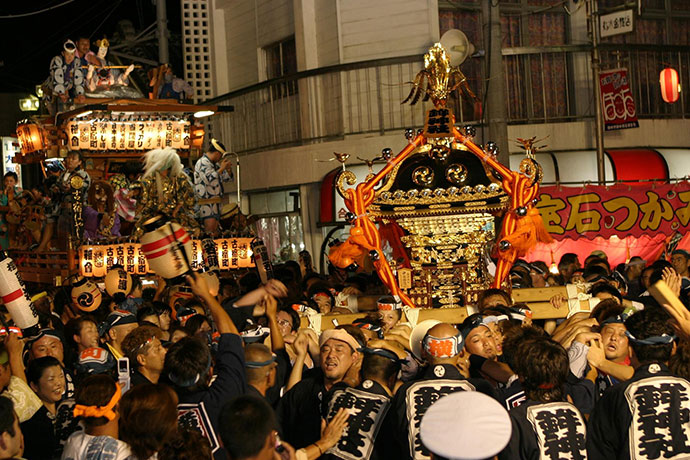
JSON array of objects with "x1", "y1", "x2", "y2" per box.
[{"x1": 190, "y1": 0, "x2": 690, "y2": 269}]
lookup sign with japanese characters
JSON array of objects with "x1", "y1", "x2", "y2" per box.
[
  {"x1": 537, "y1": 183, "x2": 690, "y2": 240},
  {"x1": 424, "y1": 108, "x2": 455, "y2": 138},
  {"x1": 600, "y1": 9, "x2": 634, "y2": 38},
  {"x1": 65, "y1": 117, "x2": 191, "y2": 151},
  {"x1": 625, "y1": 376, "x2": 690, "y2": 459},
  {"x1": 599, "y1": 69, "x2": 639, "y2": 131},
  {"x1": 405, "y1": 380, "x2": 475, "y2": 459}
]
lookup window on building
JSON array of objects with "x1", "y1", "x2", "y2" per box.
[
  {"x1": 439, "y1": 1, "x2": 570, "y2": 122},
  {"x1": 249, "y1": 188, "x2": 305, "y2": 263},
  {"x1": 264, "y1": 36, "x2": 298, "y2": 98}
]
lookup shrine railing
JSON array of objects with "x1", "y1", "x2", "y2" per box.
[{"x1": 206, "y1": 44, "x2": 690, "y2": 154}]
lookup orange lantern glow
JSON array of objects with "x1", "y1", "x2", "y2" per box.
[
  {"x1": 660, "y1": 68, "x2": 681, "y2": 103},
  {"x1": 16, "y1": 121, "x2": 45, "y2": 155},
  {"x1": 92, "y1": 244, "x2": 106, "y2": 278},
  {"x1": 191, "y1": 239, "x2": 203, "y2": 270},
  {"x1": 190, "y1": 124, "x2": 205, "y2": 150},
  {"x1": 124, "y1": 242, "x2": 137, "y2": 274},
  {"x1": 79, "y1": 244, "x2": 95, "y2": 277}
]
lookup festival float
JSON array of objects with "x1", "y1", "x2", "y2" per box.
[{"x1": 12, "y1": 43, "x2": 254, "y2": 286}]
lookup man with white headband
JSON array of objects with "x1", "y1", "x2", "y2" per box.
[
  {"x1": 391, "y1": 322, "x2": 495, "y2": 460},
  {"x1": 49, "y1": 39, "x2": 85, "y2": 106},
  {"x1": 194, "y1": 138, "x2": 233, "y2": 236},
  {"x1": 277, "y1": 326, "x2": 364, "y2": 450},
  {"x1": 588, "y1": 308, "x2": 689, "y2": 458}
]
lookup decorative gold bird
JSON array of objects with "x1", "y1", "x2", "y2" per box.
[
  {"x1": 515, "y1": 136, "x2": 548, "y2": 159},
  {"x1": 402, "y1": 43, "x2": 480, "y2": 107}
]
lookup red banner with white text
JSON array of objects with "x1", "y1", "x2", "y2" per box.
[
  {"x1": 599, "y1": 68, "x2": 639, "y2": 131},
  {"x1": 536, "y1": 183, "x2": 690, "y2": 240}
]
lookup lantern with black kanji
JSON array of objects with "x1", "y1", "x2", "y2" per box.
[
  {"x1": 92, "y1": 243, "x2": 107, "y2": 278},
  {"x1": 105, "y1": 266, "x2": 132, "y2": 297},
  {"x1": 660, "y1": 67, "x2": 681, "y2": 103}
]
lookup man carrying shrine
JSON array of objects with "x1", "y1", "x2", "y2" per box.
[
  {"x1": 499, "y1": 337, "x2": 588, "y2": 459},
  {"x1": 587, "y1": 308, "x2": 690, "y2": 459},
  {"x1": 276, "y1": 326, "x2": 364, "y2": 450},
  {"x1": 194, "y1": 139, "x2": 233, "y2": 236},
  {"x1": 324, "y1": 339, "x2": 406, "y2": 460},
  {"x1": 391, "y1": 322, "x2": 495, "y2": 460}
]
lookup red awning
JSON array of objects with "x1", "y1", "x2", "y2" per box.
[{"x1": 605, "y1": 149, "x2": 669, "y2": 183}]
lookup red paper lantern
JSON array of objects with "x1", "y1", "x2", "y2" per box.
[{"x1": 660, "y1": 68, "x2": 681, "y2": 103}]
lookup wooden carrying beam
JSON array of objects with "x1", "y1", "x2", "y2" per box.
[{"x1": 299, "y1": 284, "x2": 595, "y2": 331}]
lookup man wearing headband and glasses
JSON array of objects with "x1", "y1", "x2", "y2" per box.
[
  {"x1": 121, "y1": 325, "x2": 167, "y2": 386},
  {"x1": 48, "y1": 40, "x2": 86, "y2": 108},
  {"x1": 391, "y1": 322, "x2": 496, "y2": 460},
  {"x1": 588, "y1": 308, "x2": 690, "y2": 458},
  {"x1": 194, "y1": 138, "x2": 233, "y2": 237}
]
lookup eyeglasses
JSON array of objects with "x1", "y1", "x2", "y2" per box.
[{"x1": 277, "y1": 319, "x2": 292, "y2": 328}]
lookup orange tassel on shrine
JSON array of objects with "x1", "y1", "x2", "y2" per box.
[
  {"x1": 503, "y1": 208, "x2": 553, "y2": 257},
  {"x1": 328, "y1": 239, "x2": 366, "y2": 269}
]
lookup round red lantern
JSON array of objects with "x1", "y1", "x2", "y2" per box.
[{"x1": 660, "y1": 68, "x2": 681, "y2": 103}]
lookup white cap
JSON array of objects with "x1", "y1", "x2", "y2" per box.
[
  {"x1": 409, "y1": 319, "x2": 441, "y2": 360},
  {"x1": 420, "y1": 391, "x2": 511, "y2": 460}
]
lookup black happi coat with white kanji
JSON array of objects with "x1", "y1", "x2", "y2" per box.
[
  {"x1": 322, "y1": 379, "x2": 398, "y2": 460},
  {"x1": 391, "y1": 363, "x2": 498, "y2": 460},
  {"x1": 587, "y1": 362, "x2": 690, "y2": 460},
  {"x1": 499, "y1": 399, "x2": 588, "y2": 460}
]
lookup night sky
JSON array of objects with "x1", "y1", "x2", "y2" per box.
[{"x1": 0, "y1": 0, "x2": 182, "y2": 93}]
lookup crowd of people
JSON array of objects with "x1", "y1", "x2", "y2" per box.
[
  {"x1": 0, "y1": 242, "x2": 690, "y2": 459},
  {"x1": 4, "y1": 31, "x2": 687, "y2": 460}
]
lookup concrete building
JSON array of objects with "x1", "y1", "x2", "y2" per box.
[{"x1": 182, "y1": 0, "x2": 690, "y2": 269}]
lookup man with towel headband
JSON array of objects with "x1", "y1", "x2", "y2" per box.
[
  {"x1": 194, "y1": 139, "x2": 233, "y2": 236},
  {"x1": 277, "y1": 326, "x2": 365, "y2": 450}
]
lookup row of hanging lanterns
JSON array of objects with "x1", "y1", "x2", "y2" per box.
[{"x1": 78, "y1": 237, "x2": 255, "y2": 278}]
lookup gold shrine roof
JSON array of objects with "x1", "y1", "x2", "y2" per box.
[{"x1": 364, "y1": 145, "x2": 509, "y2": 219}]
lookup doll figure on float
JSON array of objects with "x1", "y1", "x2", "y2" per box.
[
  {"x1": 84, "y1": 180, "x2": 121, "y2": 240},
  {"x1": 85, "y1": 37, "x2": 142, "y2": 98},
  {"x1": 133, "y1": 147, "x2": 199, "y2": 239}
]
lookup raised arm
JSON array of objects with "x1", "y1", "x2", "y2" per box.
[{"x1": 186, "y1": 273, "x2": 239, "y2": 336}]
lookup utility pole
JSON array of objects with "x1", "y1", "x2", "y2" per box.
[
  {"x1": 156, "y1": 0, "x2": 169, "y2": 64},
  {"x1": 587, "y1": 0, "x2": 606, "y2": 185},
  {"x1": 482, "y1": 0, "x2": 510, "y2": 166}
]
